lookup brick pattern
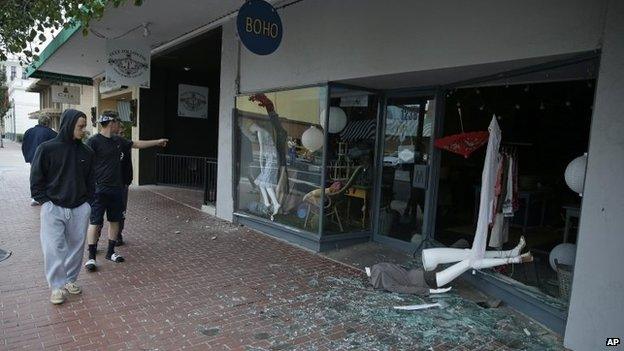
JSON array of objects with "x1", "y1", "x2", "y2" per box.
[{"x1": 0, "y1": 141, "x2": 563, "y2": 351}]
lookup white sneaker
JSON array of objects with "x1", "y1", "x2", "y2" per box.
[
  {"x1": 85, "y1": 259, "x2": 97, "y2": 272},
  {"x1": 50, "y1": 289, "x2": 67, "y2": 305},
  {"x1": 365, "y1": 267, "x2": 371, "y2": 277},
  {"x1": 107, "y1": 252, "x2": 125, "y2": 263},
  {"x1": 64, "y1": 282, "x2": 82, "y2": 295}
]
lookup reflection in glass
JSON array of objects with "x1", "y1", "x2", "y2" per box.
[{"x1": 379, "y1": 97, "x2": 435, "y2": 243}]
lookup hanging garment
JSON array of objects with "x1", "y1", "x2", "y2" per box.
[
  {"x1": 472, "y1": 117, "x2": 502, "y2": 260},
  {"x1": 502, "y1": 154, "x2": 516, "y2": 217},
  {"x1": 254, "y1": 127, "x2": 279, "y2": 187},
  {"x1": 489, "y1": 212, "x2": 510, "y2": 248},
  {"x1": 370, "y1": 263, "x2": 431, "y2": 296}
]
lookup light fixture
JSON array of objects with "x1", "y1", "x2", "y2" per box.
[
  {"x1": 319, "y1": 107, "x2": 347, "y2": 134},
  {"x1": 564, "y1": 153, "x2": 588, "y2": 196},
  {"x1": 301, "y1": 126, "x2": 324, "y2": 152},
  {"x1": 183, "y1": 66, "x2": 191, "y2": 71}
]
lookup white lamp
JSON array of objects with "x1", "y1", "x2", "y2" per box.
[
  {"x1": 320, "y1": 107, "x2": 347, "y2": 134},
  {"x1": 302, "y1": 126, "x2": 324, "y2": 152},
  {"x1": 549, "y1": 243, "x2": 577, "y2": 270},
  {"x1": 564, "y1": 153, "x2": 588, "y2": 195}
]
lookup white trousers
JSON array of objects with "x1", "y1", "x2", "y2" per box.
[{"x1": 40, "y1": 201, "x2": 90, "y2": 289}]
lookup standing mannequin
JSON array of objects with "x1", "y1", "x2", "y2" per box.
[{"x1": 249, "y1": 122, "x2": 281, "y2": 220}]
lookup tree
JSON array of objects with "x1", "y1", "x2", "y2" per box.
[{"x1": 0, "y1": 0, "x2": 144, "y2": 65}]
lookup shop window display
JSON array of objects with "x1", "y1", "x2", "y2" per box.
[{"x1": 235, "y1": 87, "x2": 327, "y2": 232}]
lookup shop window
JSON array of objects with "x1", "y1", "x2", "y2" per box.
[
  {"x1": 10, "y1": 66, "x2": 16, "y2": 81},
  {"x1": 321, "y1": 88, "x2": 378, "y2": 234},
  {"x1": 235, "y1": 87, "x2": 327, "y2": 233}
]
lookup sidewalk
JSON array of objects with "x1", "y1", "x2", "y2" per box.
[{"x1": 0, "y1": 140, "x2": 563, "y2": 351}]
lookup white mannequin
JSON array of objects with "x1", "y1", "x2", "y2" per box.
[
  {"x1": 421, "y1": 116, "x2": 532, "y2": 288},
  {"x1": 249, "y1": 122, "x2": 281, "y2": 220}
]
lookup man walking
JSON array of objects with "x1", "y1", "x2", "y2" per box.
[
  {"x1": 115, "y1": 120, "x2": 132, "y2": 246},
  {"x1": 84, "y1": 110, "x2": 167, "y2": 271},
  {"x1": 30, "y1": 109, "x2": 93, "y2": 305},
  {"x1": 22, "y1": 115, "x2": 57, "y2": 206}
]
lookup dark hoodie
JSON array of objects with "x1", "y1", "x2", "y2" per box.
[{"x1": 30, "y1": 109, "x2": 95, "y2": 208}]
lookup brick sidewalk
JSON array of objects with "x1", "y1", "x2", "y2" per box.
[{"x1": 0, "y1": 140, "x2": 563, "y2": 351}]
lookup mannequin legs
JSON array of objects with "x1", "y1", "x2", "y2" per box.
[
  {"x1": 433, "y1": 252, "x2": 533, "y2": 287},
  {"x1": 422, "y1": 236, "x2": 526, "y2": 271},
  {"x1": 258, "y1": 185, "x2": 281, "y2": 219}
]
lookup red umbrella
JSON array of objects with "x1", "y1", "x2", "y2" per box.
[{"x1": 434, "y1": 108, "x2": 489, "y2": 158}]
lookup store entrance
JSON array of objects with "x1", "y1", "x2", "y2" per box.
[{"x1": 374, "y1": 94, "x2": 438, "y2": 249}]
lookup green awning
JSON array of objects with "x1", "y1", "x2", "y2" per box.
[{"x1": 24, "y1": 21, "x2": 92, "y2": 84}]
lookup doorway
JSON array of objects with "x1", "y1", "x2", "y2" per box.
[{"x1": 373, "y1": 93, "x2": 438, "y2": 250}]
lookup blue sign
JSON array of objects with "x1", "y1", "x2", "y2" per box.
[{"x1": 237, "y1": 0, "x2": 283, "y2": 55}]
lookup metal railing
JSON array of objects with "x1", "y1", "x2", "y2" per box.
[{"x1": 155, "y1": 153, "x2": 218, "y2": 205}]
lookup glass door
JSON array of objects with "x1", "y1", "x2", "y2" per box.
[{"x1": 374, "y1": 94, "x2": 437, "y2": 249}]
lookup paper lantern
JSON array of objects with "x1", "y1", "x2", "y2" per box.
[
  {"x1": 320, "y1": 107, "x2": 347, "y2": 133},
  {"x1": 302, "y1": 126, "x2": 324, "y2": 152},
  {"x1": 564, "y1": 153, "x2": 587, "y2": 195},
  {"x1": 549, "y1": 243, "x2": 577, "y2": 270}
]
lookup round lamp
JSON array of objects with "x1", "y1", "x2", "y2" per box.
[
  {"x1": 320, "y1": 107, "x2": 347, "y2": 134},
  {"x1": 301, "y1": 126, "x2": 324, "y2": 152},
  {"x1": 549, "y1": 243, "x2": 577, "y2": 271},
  {"x1": 564, "y1": 153, "x2": 588, "y2": 195}
]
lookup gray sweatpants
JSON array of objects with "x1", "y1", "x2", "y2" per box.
[{"x1": 40, "y1": 201, "x2": 91, "y2": 289}]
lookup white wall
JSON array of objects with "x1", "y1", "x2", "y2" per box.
[
  {"x1": 239, "y1": 0, "x2": 607, "y2": 92},
  {"x1": 564, "y1": 1, "x2": 624, "y2": 349}
]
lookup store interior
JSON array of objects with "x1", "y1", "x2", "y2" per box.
[{"x1": 435, "y1": 79, "x2": 595, "y2": 301}]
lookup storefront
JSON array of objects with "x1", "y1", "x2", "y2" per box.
[{"x1": 25, "y1": 0, "x2": 623, "y2": 348}]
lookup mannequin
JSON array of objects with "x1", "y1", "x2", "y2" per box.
[
  {"x1": 249, "y1": 122, "x2": 281, "y2": 220},
  {"x1": 421, "y1": 116, "x2": 532, "y2": 288}
]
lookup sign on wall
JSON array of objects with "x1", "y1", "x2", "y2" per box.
[
  {"x1": 51, "y1": 85, "x2": 80, "y2": 104},
  {"x1": 105, "y1": 40, "x2": 150, "y2": 88},
  {"x1": 237, "y1": 0, "x2": 283, "y2": 55},
  {"x1": 178, "y1": 84, "x2": 209, "y2": 119}
]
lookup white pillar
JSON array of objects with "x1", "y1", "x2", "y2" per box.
[
  {"x1": 215, "y1": 21, "x2": 238, "y2": 221},
  {"x1": 564, "y1": 1, "x2": 624, "y2": 349}
]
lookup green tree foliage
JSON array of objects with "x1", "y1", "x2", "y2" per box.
[{"x1": 0, "y1": 0, "x2": 144, "y2": 65}]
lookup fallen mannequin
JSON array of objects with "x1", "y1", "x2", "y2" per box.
[{"x1": 366, "y1": 263, "x2": 452, "y2": 296}]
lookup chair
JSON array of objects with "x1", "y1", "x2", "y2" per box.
[{"x1": 303, "y1": 166, "x2": 363, "y2": 232}]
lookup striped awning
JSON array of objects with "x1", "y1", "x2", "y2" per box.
[{"x1": 339, "y1": 119, "x2": 376, "y2": 142}]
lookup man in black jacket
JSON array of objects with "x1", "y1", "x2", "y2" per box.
[
  {"x1": 30, "y1": 109, "x2": 94, "y2": 305},
  {"x1": 22, "y1": 115, "x2": 57, "y2": 206}
]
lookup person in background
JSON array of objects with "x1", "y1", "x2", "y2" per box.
[
  {"x1": 84, "y1": 110, "x2": 168, "y2": 271},
  {"x1": 30, "y1": 109, "x2": 93, "y2": 304},
  {"x1": 22, "y1": 115, "x2": 58, "y2": 206}
]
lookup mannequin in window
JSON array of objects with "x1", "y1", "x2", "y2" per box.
[{"x1": 249, "y1": 122, "x2": 281, "y2": 220}]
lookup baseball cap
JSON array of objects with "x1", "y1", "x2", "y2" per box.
[{"x1": 98, "y1": 110, "x2": 119, "y2": 123}]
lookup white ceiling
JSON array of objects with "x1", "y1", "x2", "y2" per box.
[{"x1": 38, "y1": 0, "x2": 245, "y2": 78}]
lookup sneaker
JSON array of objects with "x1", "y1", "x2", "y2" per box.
[
  {"x1": 50, "y1": 289, "x2": 67, "y2": 305},
  {"x1": 64, "y1": 282, "x2": 82, "y2": 295},
  {"x1": 106, "y1": 252, "x2": 125, "y2": 263},
  {"x1": 30, "y1": 199, "x2": 40, "y2": 206},
  {"x1": 85, "y1": 259, "x2": 97, "y2": 272}
]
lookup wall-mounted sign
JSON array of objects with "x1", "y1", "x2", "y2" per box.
[
  {"x1": 51, "y1": 85, "x2": 81, "y2": 105},
  {"x1": 98, "y1": 78, "x2": 125, "y2": 94},
  {"x1": 237, "y1": 0, "x2": 283, "y2": 55},
  {"x1": 178, "y1": 84, "x2": 208, "y2": 119},
  {"x1": 105, "y1": 40, "x2": 150, "y2": 88}
]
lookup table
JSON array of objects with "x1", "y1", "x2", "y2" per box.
[
  {"x1": 563, "y1": 205, "x2": 580, "y2": 243},
  {"x1": 345, "y1": 185, "x2": 370, "y2": 228}
]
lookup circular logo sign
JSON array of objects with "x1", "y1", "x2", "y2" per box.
[
  {"x1": 237, "y1": 0, "x2": 283, "y2": 55},
  {"x1": 108, "y1": 49, "x2": 149, "y2": 78}
]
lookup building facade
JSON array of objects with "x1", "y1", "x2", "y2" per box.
[
  {"x1": 2, "y1": 61, "x2": 39, "y2": 140},
  {"x1": 26, "y1": 1, "x2": 624, "y2": 349}
]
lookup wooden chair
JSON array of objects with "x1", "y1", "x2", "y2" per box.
[{"x1": 303, "y1": 166, "x2": 363, "y2": 232}]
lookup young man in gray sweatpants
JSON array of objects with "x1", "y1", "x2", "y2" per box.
[{"x1": 30, "y1": 109, "x2": 94, "y2": 304}]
